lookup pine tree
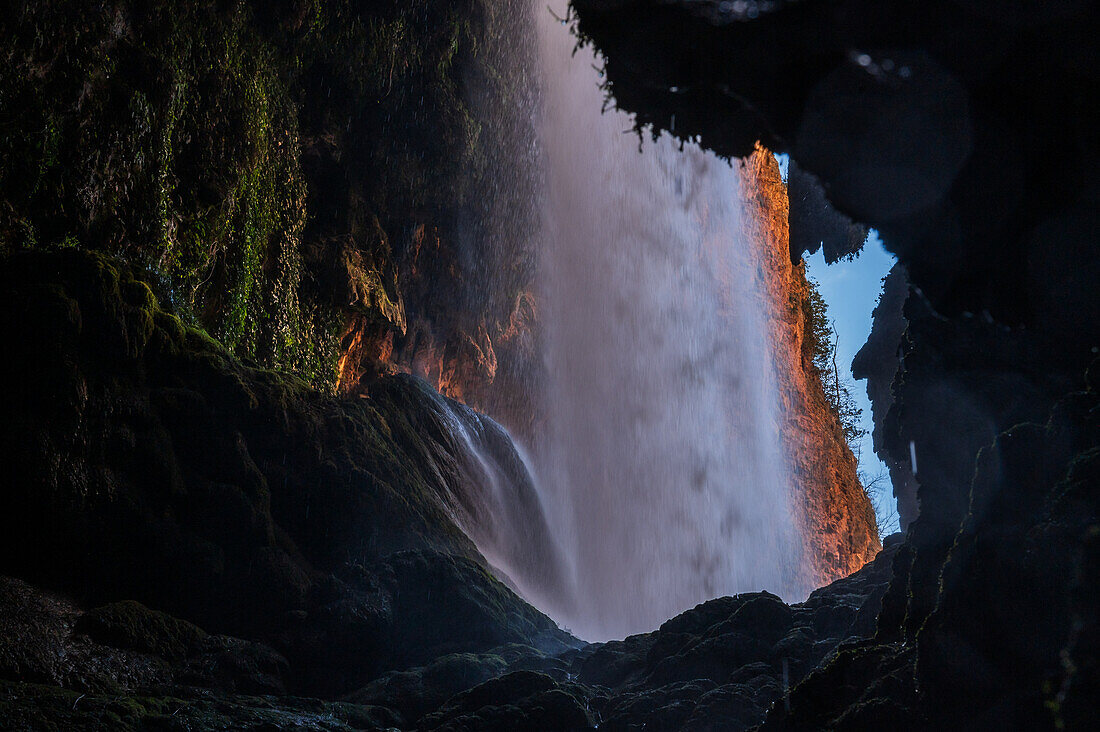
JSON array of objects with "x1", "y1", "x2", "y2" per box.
[{"x1": 803, "y1": 277, "x2": 867, "y2": 452}]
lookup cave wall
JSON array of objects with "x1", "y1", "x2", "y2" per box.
[
  {"x1": 571, "y1": 0, "x2": 1100, "y2": 327},
  {"x1": 851, "y1": 263, "x2": 916, "y2": 529},
  {"x1": 569, "y1": 0, "x2": 1100, "y2": 726}
]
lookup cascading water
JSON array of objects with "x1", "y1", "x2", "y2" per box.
[
  {"x1": 443, "y1": 1, "x2": 807, "y2": 642},
  {"x1": 525, "y1": 2, "x2": 806, "y2": 640},
  {"x1": 413, "y1": 381, "x2": 572, "y2": 615}
]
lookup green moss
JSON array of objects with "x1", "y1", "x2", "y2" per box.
[
  {"x1": 153, "y1": 309, "x2": 187, "y2": 345},
  {"x1": 0, "y1": 3, "x2": 324, "y2": 382},
  {"x1": 1, "y1": 0, "x2": 535, "y2": 394}
]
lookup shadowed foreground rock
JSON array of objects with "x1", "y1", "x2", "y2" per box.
[
  {"x1": 0, "y1": 248, "x2": 901, "y2": 730},
  {"x1": 0, "y1": 533, "x2": 901, "y2": 731},
  {"x1": 569, "y1": 1, "x2": 1100, "y2": 728},
  {"x1": 0, "y1": 249, "x2": 574, "y2": 700}
]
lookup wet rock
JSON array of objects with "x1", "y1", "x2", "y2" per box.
[
  {"x1": 576, "y1": 634, "x2": 656, "y2": 689},
  {"x1": 0, "y1": 680, "x2": 403, "y2": 732},
  {"x1": 345, "y1": 651, "x2": 510, "y2": 725},
  {"x1": 601, "y1": 680, "x2": 718, "y2": 731},
  {"x1": 0, "y1": 249, "x2": 571, "y2": 699},
  {"x1": 681, "y1": 684, "x2": 766, "y2": 731},
  {"x1": 76, "y1": 601, "x2": 208, "y2": 662},
  {"x1": 565, "y1": 544, "x2": 903, "y2": 730},
  {"x1": 0, "y1": 518, "x2": 902, "y2": 731}
]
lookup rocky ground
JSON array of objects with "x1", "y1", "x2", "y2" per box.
[{"x1": 0, "y1": 522, "x2": 901, "y2": 732}]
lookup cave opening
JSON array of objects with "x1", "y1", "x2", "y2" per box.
[{"x1": 802, "y1": 231, "x2": 901, "y2": 537}]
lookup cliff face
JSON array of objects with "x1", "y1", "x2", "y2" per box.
[{"x1": 740, "y1": 149, "x2": 881, "y2": 587}]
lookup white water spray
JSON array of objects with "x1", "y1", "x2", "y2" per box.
[
  {"x1": 436, "y1": 2, "x2": 807, "y2": 641},
  {"x1": 523, "y1": 2, "x2": 805, "y2": 640}
]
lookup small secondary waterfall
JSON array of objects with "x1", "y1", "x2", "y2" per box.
[
  {"x1": 525, "y1": 2, "x2": 804, "y2": 640},
  {"x1": 414, "y1": 382, "x2": 572, "y2": 614}
]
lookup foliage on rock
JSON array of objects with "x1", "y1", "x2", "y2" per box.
[
  {"x1": 0, "y1": 0, "x2": 536, "y2": 396},
  {"x1": 802, "y1": 276, "x2": 867, "y2": 452}
]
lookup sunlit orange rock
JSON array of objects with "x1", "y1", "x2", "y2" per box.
[{"x1": 740, "y1": 145, "x2": 881, "y2": 586}]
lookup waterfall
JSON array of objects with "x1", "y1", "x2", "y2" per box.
[
  {"x1": 524, "y1": 2, "x2": 805, "y2": 641},
  {"x1": 439, "y1": 1, "x2": 806, "y2": 642},
  {"x1": 408, "y1": 379, "x2": 573, "y2": 616}
]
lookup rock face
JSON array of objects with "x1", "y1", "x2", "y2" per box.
[
  {"x1": 0, "y1": 487, "x2": 902, "y2": 731},
  {"x1": 0, "y1": 0, "x2": 541, "y2": 415},
  {"x1": 560, "y1": 537, "x2": 901, "y2": 731},
  {"x1": 740, "y1": 150, "x2": 881, "y2": 586},
  {"x1": 0, "y1": 250, "x2": 574, "y2": 699},
  {"x1": 571, "y1": 0, "x2": 1100, "y2": 727},
  {"x1": 851, "y1": 264, "x2": 917, "y2": 529}
]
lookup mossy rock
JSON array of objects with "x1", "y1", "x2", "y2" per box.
[
  {"x1": 0, "y1": 680, "x2": 400, "y2": 731},
  {"x1": 75, "y1": 601, "x2": 207, "y2": 662},
  {"x1": 1, "y1": 0, "x2": 540, "y2": 393},
  {"x1": 0, "y1": 248, "x2": 565, "y2": 697}
]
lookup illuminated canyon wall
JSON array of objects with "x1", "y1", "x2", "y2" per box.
[{"x1": 740, "y1": 149, "x2": 881, "y2": 584}]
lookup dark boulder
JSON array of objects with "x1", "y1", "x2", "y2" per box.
[{"x1": 0, "y1": 249, "x2": 572, "y2": 698}]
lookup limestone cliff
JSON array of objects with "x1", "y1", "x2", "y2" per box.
[{"x1": 740, "y1": 148, "x2": 881, "y2": 587}]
